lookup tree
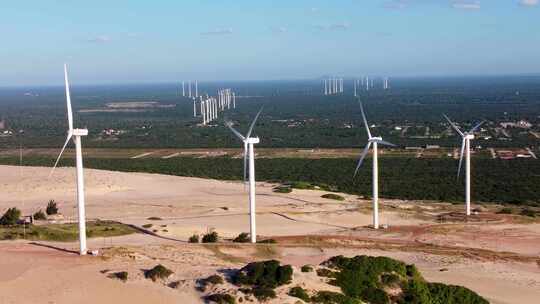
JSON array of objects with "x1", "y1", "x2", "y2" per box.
[
  {"x1": 0, "y1": 208, "x2": 21, "y2": 226},
  {"x1": 46, "y1": 200, "x2": 58, "y2": 215}
]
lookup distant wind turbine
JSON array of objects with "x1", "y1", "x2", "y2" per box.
[
  {"x1": 225, "y1": 109, "x2": 263, "y2": 243},
  {"x1": 50, "y1": 64, "x2": 89, "y2": 255},
  {"x1": 354, "y1": 101, "x2": 396, "y2": 229},
  {"x1": 443, "y1": 114, "x2": 485, "y2": 216}
]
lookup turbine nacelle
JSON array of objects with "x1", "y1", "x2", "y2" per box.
[
  {"x1": 369, "y1": 136, "x2": 383, "y2": 142},
  {"x1": 464, "y1": 134, "x2": 474, "y2": 140},
  {"x1": 72, "y1": 128, "x2": 89, "y2": 136},
  {"x1": 246, "y1": 137, "x2": 260, "y2": 144}
]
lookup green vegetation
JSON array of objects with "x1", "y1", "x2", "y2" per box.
[
  {"x1": 33, "y1": 210, "x2": 47, "y2": 221},
  {"x1": 273, "y1": 185, "x2": 293, "y2": 193},
  {"x1": 144, "y1": 264, "x2": 173, "y2": 282},
  {"x1": 4, "y1": 156, "x2": 539, "y2": 206},
  {"x1": 311, "y1": 291, "x2": 359, "y2": 304},
  {"x1": 257, "y1": 238, "x2": 277, "y2": 244},
  {"x1": 0, "y1": 221, "x2": 138, "y2": 241},
  {"x1": 233, "y1": 232, "x2": 250, "y2": 243},
  {"x1": 289, "y1": 286, "x2": 311, "y2": 302},
  {"x1": 496, "y1": 207, "x2": 513, "y2": 214},
  {"x1": 206, "y1": 293, "x2": 236, "y2": 304},
  {"x1": 198, "y1": 274, "x2": 224, "y2": 291},
  {"x1": 108, "y1": 271, "x2": 128, "y2": 282},
  {"x1": 142, "y1": 224, "x2": 153, "y2": 228},
  {"x1": 301, "y1": 265, "x2": 314, "y2": 272},
  {"x1": 0, "y1": 208, "x2": 21, "y2": 226},
  {"x1": 46, "y1": 200, "x2": 58, "y2": 215},
  {"x1": 147, "y1": 216, "x2": 162, "y2": 221},
  {"x1": 321, "y1": 193, "x2": 345, "y2": 201},
  {"x1": 189, "y1": 234, "x2": 200, "y2": 243},
  {"x1": 202, "y1": 231, "x2": 219, "y2": 243},
  {"x1": 520, "y1": 208, "x2": 537, "y2": 218},
  {"x1": 318, "y1": 255, "x2": 488, "y2": 304},
  {"x1": 233, "y1": 260, "x2": 293, "y2": 300}
]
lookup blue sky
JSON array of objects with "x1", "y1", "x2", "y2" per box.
[{"x1": 0, "y1": 0, "x2": 538, "y2": 86}]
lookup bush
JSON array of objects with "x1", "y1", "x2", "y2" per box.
[
  {"x1": 198, "y1": 274, "x2": 225, "y2": 291},
  {"x1": 202, "y1": 231, "x2": 219, "y2": 243},
  {"x1": 321, "y1": 194, "x2": 345, "y2": 201},
  {"x1": 0, "y1": 208, "x2": 21, "y2": 226},
  {"x1": 233, "y1": 260, "x2": 293, "y2": 289},
  {"x1": 189, "y1": 234, "x2": 200, "y2": 243},
  {"x1": 301, "y1": 265, "x2": 314, "y2": 272},
  {"x1": 108, "y1": 271, "x2": 128, "y2": 282},
  {"x1": 144, "y1": 264, "x2": 173, "y2": 281},
  {"x1": 46, "y1": 200, "x2": 58, "y2": 215},
  {"x1": 252, "y1": 287, "x2": 276, "y2": 301},
  {"x1": 289, "y1": 286, "x2": 311, "y2": 302},
  {"x1": 33, "y1": 210, "x2": 47, "y2": 221},
  {"x1": 233, "y1": 232, "x2": 250, "y2": 243},
  {"x1": 361, "y1": 287, "x2": 389, "y2": 304},
  {"x1": 142, "y1": 224, "x2": 153, "y2": 228},
  {"x1": 520, "y1": 208, "x2": 536, "y2": 218},
  {"x1": 381, "y1": 273, "x2": 400, "y2": 286},
  {"x1": 147, "y1": 216, "x2": 162, "y2": 220},
  {"x1": 427, "y1": 282, "x2": 489, "y2": 304},
  {"x1": 400, "y1": 279, "x2": 431, "y2": 304},
  {"x1": 273, "y1": 186, "x2": 292, "y2": 193},
  {"x1": 310, "y1": 291, "x2": 359, "y2": 304},
  {"x1": 257, "y1": 238, "x2": 277, "y2": 244},
  {"x1": 496, "y1": 207, "x2": 513, "y2": 214},
  {"x1": 206, "y1": 293, "x2": 236, "y2": 304},
  {"x1": 290, "y1": 181, "x2": 316, "y2": 190}
]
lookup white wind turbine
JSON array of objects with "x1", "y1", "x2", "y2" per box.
[
  {"x1": 50, "y1": 64, "x2": 89, "y2": 255},
  {"x1": 443, "y1": 115, "x2": 485, "y2": 216},
  {"x1": 225, "y1": 109, "x2": 263, "y2": 243},
  {"x1": 354, "y1": 101, "x2": 396, "y2": 229}
]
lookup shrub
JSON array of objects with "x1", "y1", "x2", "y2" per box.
[
  {"x1": 496, "y1": 207, "x2": 513, "y2": 214},
  {"x1": 290, "y1": 181, "x2": 316, "y2": 190},
  {"x1": 321, "y1": 194, "x2": 345, "y2": 201},
  {"x1": 205, "y1": 274, "x2": 224, "y2": 285},
  {"x1": 427, "y1": 282, "x2": 489, "y2": 304},
  {"x1": 381, "y1": 273, "x2": 400, "y2": 286},
  {"x1": 233, "y1": 232, "x2": 250, "y2": 243},
  {"x1": 316, "y1": 268, "x2": 335, "y2": 278},
  {"x1": 46, "y1": 200, "x2": 58, "y2": 215},
  {"x1": 206, "y1": 293, "x2": 236, "y2": 304},
  {"x1": 144, "y1": 264, "x2": 173, "y2": 281},
  {"x1": 273, "y1": 186, "x2": 292, "y2": 193},
  {"x1": 142, "y1": 224, "x2": 153, "y2": 228},
  {"x1": 289, "y1": 286, "x2": 311, "y2": 302},
  {"x1": 202, "y1": 231, "x2": 219, "y2": 243},
  {"x1": 400, "y1": 279, "x2": 431, "y2": 304},
  {"x1": 33, "y1": 210, "x2": 47, "y2": 221},
  {"x1": 257, "y1": 239, "x2": 277, "y2": 244},
  {"x1": 310, "y1": 291, "x2": 359, "y2": 304},
  {"x1": 233, "y1": 260, "x2": 293, "y2": 288},
  {"x1": 189, "y1": 234, "x2": 200, "y2": 243},
  {"x1": 252, "y1": 287, "x2": 276, "y2": 301},
  {"x1": 520, "y1": 208, "x2": 536, "y2": 218},
  {"x1": 301, "y1": 265, "x2": 314, "y2": 272},
  {"x1": 147, "y1": 216, "x2": 162, "y2": 220},
  {"x1": 361, "y1": 287, "x2": 389, "y2": 304},
  {"x1": 0, "y1": 208, "x2": 21, "y2": 226},
  {"x1": 108, "y1": 271, "x2": 128, "y2": 282}
]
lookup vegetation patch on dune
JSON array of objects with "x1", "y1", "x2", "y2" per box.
[
  {"x1": 144, "y1": 264, "x2": 173, "y2": 282},
  {"x1": 321, "y1": 193, "x2": 345, "y2": 201},
  {"x1": 0, "y1": 220, "x2": 138, "y2": 241},
  {"x1": 232, "y1": 260, "x2": 293, "y2": 301}
]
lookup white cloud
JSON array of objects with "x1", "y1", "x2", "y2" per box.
[
  {"x1": 87, "y1": 35, "x2": 112, "y2": 43},
  {"x1": 315, "y1": 22, "x2": 350, "y2": 31},
  {"x1": 452, "y1": 1, "x2": 481, "y2": 10},
  {"x1": 200, "y1": 28, "x2": 233, "y2": 36},
  {"x1": 519, "y1": 0, "x2": 538, "y2": 6}
]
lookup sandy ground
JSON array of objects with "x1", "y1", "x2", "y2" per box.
[{"x1": 0, "y1": 165, "x2": 539, "y2": 303}]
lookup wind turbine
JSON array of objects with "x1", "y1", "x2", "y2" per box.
[
  {"x1": 443, "y1": 115, "x2": 485, "y2": 216},
  {"x1": 50, "y1": 64, "x2": 89, "y2": 255},
  {"x1": 225, "y1": 109, "x2": 263, "y2": 243},
  {"x1": 353, "y1": 101, "x2": 396, "y2": 229}
]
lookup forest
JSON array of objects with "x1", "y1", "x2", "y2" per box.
[{"x1": 1, "y1": 155, "x2": 538, "y2": 206}]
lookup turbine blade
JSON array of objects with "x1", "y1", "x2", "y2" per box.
[
  {"x1": 443, "y1": 114, "x2": 464, "y2": 137},
  {"x1": 377, "y1": 139, "x2": 396, "y2": 147},
  {"x1": 246, "y1": 107, "x2": 263, "y2": 139},
  {"x1": 457, "y1": 138, "x2": 466, "y2": 179},
  {"x1": 354, "y1": 142, "x2": 372, "y2": 178},
  {"x1": 64, "y1": 64, "x2": 74, "y2": 132},
  {"x1": 49, "y1": 133, "x2": 72, "y2": 177},
  {"x1": 358, "y1": 100, "x2": 372, "y2": 139},
  {"x1": 225, "y1": 121, "x2": 245, "y2": 141},
  {"x1": 469, "y1": 120, "x2": 485, "y2": 133}
]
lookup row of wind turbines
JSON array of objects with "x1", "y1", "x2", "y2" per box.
[
  {"x1": 194, "y1": 89, "x2": 237, "y2": 125},
  {"x1": 52, "y1": 65, "x2": 484, "y2": 254}
]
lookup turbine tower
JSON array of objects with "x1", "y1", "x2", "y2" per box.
[
  {"x1": 50, "y1": 64, "x2": 89, "y2": 255},
  {"x1": 443, "y1": 115, "x2": 485, "y2": 216},
  {"x1": 354, "y1": 101, "x2": 396, "y2": 229},
  {"x1": 225, "y1": 109, "x2": 263, "y2": 243}
]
